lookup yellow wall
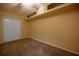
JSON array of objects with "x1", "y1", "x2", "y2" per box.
[
  {"x1": 0, "y1": 12, "x2": 3, "y2": 43},
  {"x1": 0, "y1": 11, "x2": 28, "y2": 43},
  {"x1": 28, "y1": 10, "x2": 79, "y2": 54}
]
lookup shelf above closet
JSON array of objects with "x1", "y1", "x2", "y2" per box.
[{"x1": 26, "y1": 3, "x2": 79, "y2": 21}]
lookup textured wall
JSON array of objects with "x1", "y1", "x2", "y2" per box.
[{"x1": 28, "y1": 11, "x2": 79, "y2": 54}]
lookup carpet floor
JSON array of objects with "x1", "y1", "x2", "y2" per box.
[{"x1": 0, "y1": 38, "x2": 78, "y2": 56}]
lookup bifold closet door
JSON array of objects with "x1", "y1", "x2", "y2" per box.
[
  {"x1": 13, "y1": 20, "x2": 21, "y2": 40},
  {"x1": 3, "y1": 18, "x2": 13, "y2": 42},
  {"x1": 3, "y1": 18, "x2": 21, "y2": 43}
]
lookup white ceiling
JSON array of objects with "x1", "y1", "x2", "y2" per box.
[{"x1": 0, "y1": 3, "x2": 47, "y2": 16}]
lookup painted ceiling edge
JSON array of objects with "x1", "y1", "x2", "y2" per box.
[{"x1": 0, "y1": 3, "x2": 47, "y2": 16}]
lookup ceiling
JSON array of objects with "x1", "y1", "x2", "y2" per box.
[{"x1": 0, "y1": 3, "x2": 47, "y2": 16}]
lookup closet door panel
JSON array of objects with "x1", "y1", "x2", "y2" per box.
[
  {"x1": 3, "y1": 18, "x2": 14, "y2": 42},
  {"x1": 13, "y1": 20, "x2": 21, "y2": 40}
]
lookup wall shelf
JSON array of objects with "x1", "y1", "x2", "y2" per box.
[{"x1": 25, "y1": 3, "x2": 78, "y2": 22}]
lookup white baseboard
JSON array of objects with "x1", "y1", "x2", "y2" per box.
[
  {"x1": 29, "y1": 36, "x2": 79, "y2": 55},
  {"x1": 0, "y1": 38, "x2": 26, "y2": 44}
]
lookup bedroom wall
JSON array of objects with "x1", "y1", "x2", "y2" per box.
[
  {"x1": 28, "y1": 10, "x2": 79, "y2": 54},
  {"x1": 0, "y1": 11, "x2": 3, "y2": 43}
]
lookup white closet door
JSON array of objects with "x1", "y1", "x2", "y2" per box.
[
  {"x1": 3, "y1": 18, "x2": 21, "y2": 43},
  {"x1": 13, "y1": 20, "x2": 21, "y2": 40},
  {"x1": 3, "y1": 18, "x2": 14, "y2": 42}
]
